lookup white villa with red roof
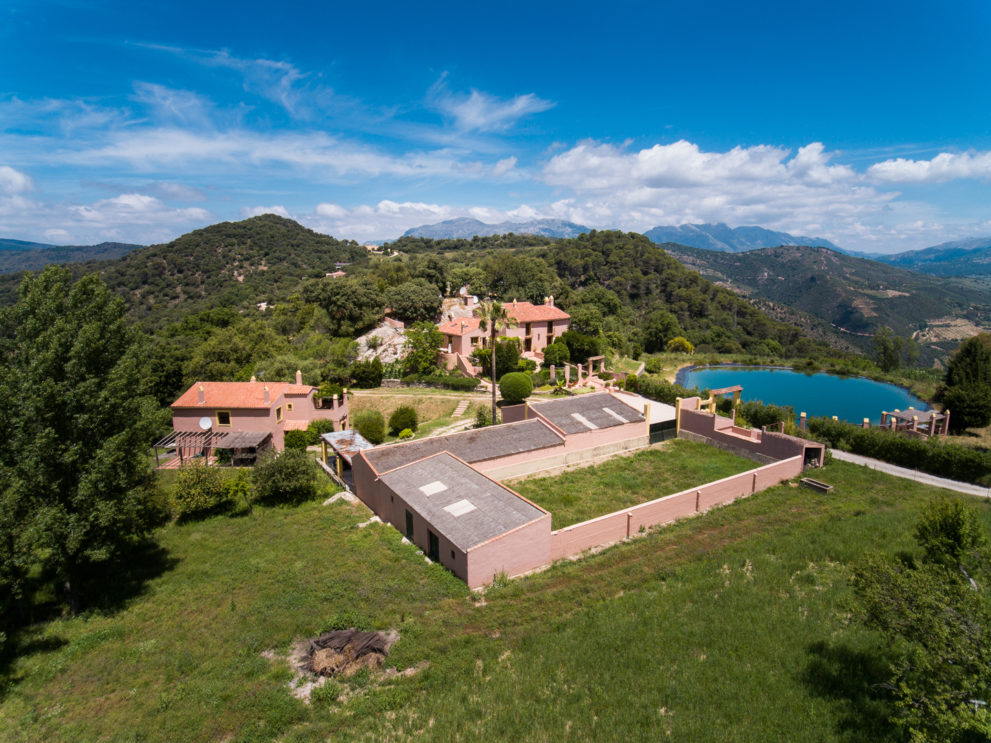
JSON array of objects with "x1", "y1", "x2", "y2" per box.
[
  {"x1": 168, "y1": 371, "x2": 348, "y2": 456},
  {"x1": 437, "y1": 297, "x2": 570, "y2": 370}
]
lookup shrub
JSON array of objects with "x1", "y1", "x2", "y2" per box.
[
  {"x1": 283, "y1": 429, "x2": 310, "y2": 450},
  {"x1": 667, "y1": 336, "x2": 694, "y2": 354},
  {"x1": 643, "y1": 357, "x2": 665, "y2": 375},
  {"x1": 170, "y1": 464, "x2": 238, "y2": 521},
  {"x1": 400, "y1": 372, "x2": 481, "y2": 391},
  {"x1": 398, "y1": 428, "x2": 414, "y2": 440},
  {"x1": 252, "y1": 449, "x2": 320, "y2": 505},
  {"x1": 388, "y1": 405, "x2": 419, "y2": 436},
  {"x1": 633, "y1": 374, "x2": 701, "y2": 405},
  {"x1": 499, "y1": 371, "x2": 533, "y2": 404},
  {"x1": 560, "y1": 330, "x2": 601, "y2": 364},
  {"x1": 475, "y1": 407, "x2": 492, "y2": 428},
  {"x1": 305, "y1": 418, "x2": 338, "y2": 446},
  {"x1": 516, "y1": 358, "x2": 537, "y2": 373},
  {"x1": 353, "y1": 409, "x2": 386, "y2": 444},
  {"x1": 543, "y1": 341, "x2": 570, "y2": 366},
  {"x1": 738, "y1": 400, "x2": 794, "y2": 429},
  {"x1": 350, "y1": 358, "x2": 384, "y2": 388}
]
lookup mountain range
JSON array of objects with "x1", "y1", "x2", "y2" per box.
[
  {"x1": 644, "y1": 223, "x2": 843, "y2": 253},
  {"x1": 0, "y1": 239, "x2": 142, "y2": 274},
  {"x1": 873, "y1": 237, "x2": 991, "y2": 277},
  {"x1": 660, "y1": 243, "x2": 991, "y2": 362}
]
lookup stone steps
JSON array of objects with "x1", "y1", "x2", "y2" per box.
[{"x1": 452, "y1": 400, "x2": 471, "y2": 417}]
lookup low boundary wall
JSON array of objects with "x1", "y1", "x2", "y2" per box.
[{"x1": 549, "y1": 455, "x2": 803, "y2": 561}]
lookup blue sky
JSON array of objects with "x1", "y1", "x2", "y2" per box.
[{"x1": 1, "y1": 0, "x2": 990, "y2": 251}]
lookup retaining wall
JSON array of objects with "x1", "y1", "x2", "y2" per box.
[{"x1": 549, "y1": 455, "x2": 803, "y2": 561}]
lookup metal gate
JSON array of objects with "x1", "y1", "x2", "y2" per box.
[{"x1": 649, "y1": 419, "x2": 678, "y2": 444}]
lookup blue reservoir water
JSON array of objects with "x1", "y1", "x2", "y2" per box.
[{"x1": 676, "y1": 366, "x2": 930, "y2": 424}]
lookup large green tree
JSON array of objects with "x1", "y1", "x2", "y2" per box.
[
  {"x1": 402, "y1": 321, "x2": 444, "y2": 376},
  {"x1": 853, "y1": 500, "x2": 991, "y2": 742},
  {"x1": 386, "y1": 279, "x2": 442, "y2": 323},
  {"x1": 937, "y1": 333, "x2": 991, "y2": 432},
  {"x1": 0, "y1": 267, "x2": 164, "y2": 613},
  {"x1": 302, "y1": 276, "x2": 385, "y2": 337}
]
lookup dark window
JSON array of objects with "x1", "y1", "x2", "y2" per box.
[
  {"x1": 427, "y1": 530, "x2": 439, "y2": 561},
  {"x1": 216, "y1": 411, "x2": 231, "y2": 426},
  {"x1": 405, "y1": 510, "x2": 414, "y2": 540},
  {"x1": 450, "y1": 550, "x2": 455, "y2": 560}
]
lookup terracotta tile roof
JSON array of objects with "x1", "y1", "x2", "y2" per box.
[
  {"x1": 505, "y1": 301, "x2": 569, "y2": 323},
  {"x1": 437, "y1": 317, "x2": 482, "y2": 336},
  {"x1": 172, "y1": 381, "x2": 313, "y2": 409},
  {"x1": 284, "y1": 385, "x2": 314, "y2": 395}
]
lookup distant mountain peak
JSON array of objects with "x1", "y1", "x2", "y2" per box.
[
  {"x1": 644, "y1": 223, "x2": 843, "y2": 253},
  {"x1": 401, "y1": 218, "x2": 590, "y2": 240}
]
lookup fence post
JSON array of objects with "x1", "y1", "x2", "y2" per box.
[
  {"x1": 627, "y1": 512, "x2": 633, "y2": 538},
  {"x1": 695, "y1": 490, "x2": 701, "y2": 512}
]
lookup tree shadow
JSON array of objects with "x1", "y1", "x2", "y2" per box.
[
  {"x1": 0, "y1": 632, "x2": 69, "y2": 703},
  {"x1": 84, "y1": 540, "x2": 179, "y2": 616},
  {"x1": 802, "y1": 641, "x2": 900, "y2": 743}
]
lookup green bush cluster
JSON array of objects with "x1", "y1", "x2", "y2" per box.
[
  {"x1": 807, "y1": 417, "x2": 991, "y2": 485},
  {"x1": 251, "y1": 449, "x2": 321, "y2": 505},
  {"x1": 353, "y1": 409, "x2": 386, "y2": 444},
  {"x1": 305, "y1": 418, "x2": 338, "y2": 446},
  {"x1": 738, "y1": 400, "x2": 795, "y2": 429},
  {"x1": 399, "y1": 372, "x2": 480, "y2": 391},
  {"x1": 283, "y1": 429, "x2": 310, "y2": 450},
  {"x1": 388, "y1": 405, "x2": 419, "y2": 436},
  {"x1": 170, "y1": 465, "x2": 248, "y2": 521},
  {"x1": 624, "y1": 374, "x2": 700, "y2": 405}
]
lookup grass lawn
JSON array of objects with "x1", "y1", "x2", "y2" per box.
[
  {"x1": 3, "y1": 460, "x2": 990, "y2": 741},
  {"x1": 512, "y1": 439, "x2": 757, "y2": 528}
]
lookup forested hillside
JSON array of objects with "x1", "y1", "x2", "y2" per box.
[
  {"x1": 0, "y1": 240, "x2": 141, "y2": 274},
  {"x1": 663, "y1": 243, "x2": 991, "y2": 360},
  {"x1": 0, "y1": 215, "x2": 366, "y2": 327}
]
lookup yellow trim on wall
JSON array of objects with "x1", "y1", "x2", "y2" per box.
[
  {"x1": 286, "y1": 402, "x2": 294, "y2": 412},
  {"x1": 216, "y1": 410, "x2": 232, "y2": 427}
]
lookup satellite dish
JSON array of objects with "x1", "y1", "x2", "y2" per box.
[{"x1": 198, "y1": 417, "x2": 212, "y2": 431}]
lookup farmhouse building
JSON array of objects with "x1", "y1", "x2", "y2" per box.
[
  {"x1": 438, "y1": 297, "x2": 570, "y2": 367},
  {"x1": 163, "y1": 372, "x2": 348, "y2": 464}
]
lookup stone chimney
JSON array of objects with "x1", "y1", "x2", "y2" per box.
[
  {"x1": 548, "y1": 295, "x2": 554, "y2": 307},
  {"x1": 197, "y1": 384, "x2": 205, "y2": 404},
  {"x1": 295, "y1": 369, "x2": 303, "y2": 385},
  {"x1": 513, "y1": 298, "x2": 517, "y2": 308},
  {"x1": 250, "y1": 375, "x2": 256, "y2": 383},
  {"x1": 264, "y1": 385, "x2": 270, "y2": 404}
]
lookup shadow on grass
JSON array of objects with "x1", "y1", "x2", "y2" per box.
[
  {"x1": 0, "y1": 632, "x2": 69, "y2": 703},
  {"x1": 802, "y1": 641, "x2": 899, "y2": 743},
  {"x1": 85, "y1": 540, "x2": 178, "y2": 616}
]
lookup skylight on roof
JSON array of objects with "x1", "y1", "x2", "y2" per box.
[
  {"x1": 444, "y1": 499, "x2": 477, "y2": 517},
  {"x1": 419, "y1": 481, "x2": 448, "y2": 496},
  {"x1": 602, "y1": 407, "x2": 629, "y2": 423},
  {"x1": 570, "y1": 412, "x2": 598, "y2": 429}
]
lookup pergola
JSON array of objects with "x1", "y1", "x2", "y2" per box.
[
  {"x1": 153, "y1": 430, "x2": 273, "y2": 467},
  {"x1": 880, "y1": 407, "x2": 950, "y2": 438}
]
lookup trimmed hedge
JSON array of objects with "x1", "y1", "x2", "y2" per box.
[
  {"x1": 806, "y1": 417, "x2": 991, "y2": 485},
  {"x1": 499, "y1": 372, "x2": 533, "y2": 404}
]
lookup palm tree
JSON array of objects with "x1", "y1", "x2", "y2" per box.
[{"x1": 477, "y1": 300, "x2": 517, "y2": 425}]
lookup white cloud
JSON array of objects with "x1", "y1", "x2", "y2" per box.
[
  {"x1": 429, "y1": 76, "x2": 554, "y2": 132},
  {"x1": 868, "y1": 150, "x2": 991, "y2": 183},
  {"x1": 539, "y1": 139, "x2": 890, "y2": 246},
  {"x1": 491, "y1": 156, "x2": 518, "y2": 177},
  {"x1": 242, "y1": 205, "x2": 291, "y2": 219},
  {"x1": 0, "y1": 165, "x2": 33, "y2": 193},
  {"x1": 44, "y1": 228, "x2": 71, "y2": 243},
  {"x1": 132, "y1": 82, "x2": 215, "y2": 126},
  {"x1": 71, "y1": 193, "x2": 210, "y2": 225}
]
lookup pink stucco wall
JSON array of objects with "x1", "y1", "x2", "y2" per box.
[
  {"x1": 466, "y1": 513, "x2": 552, "y2": 588},
  {"x1": 678, "y1": 407, "x2": 823, "y2": 463},
  {"x1": 549, "y1": 455, "x2": 804, "y2": 561}
]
